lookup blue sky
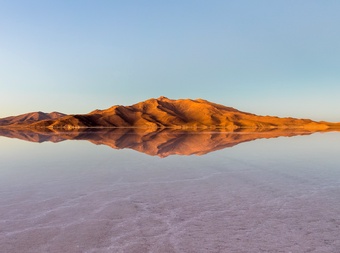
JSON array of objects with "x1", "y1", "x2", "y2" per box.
[{"x1": 1, "y1": 0, "x2": 340, "y2": 121}]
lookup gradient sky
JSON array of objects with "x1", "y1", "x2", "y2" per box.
[{"x1": 1, "y1": 0, "x2": 340, "y2": 121}]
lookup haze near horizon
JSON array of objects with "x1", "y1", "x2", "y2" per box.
[{"x1": 1, "y1": 1, "x2": 340, "y2": 121}]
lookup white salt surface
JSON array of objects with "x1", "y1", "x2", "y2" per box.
[{"x1": 1, "y1": 133, "x2": 340, "y2": 252}]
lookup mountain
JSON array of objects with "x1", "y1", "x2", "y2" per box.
[
  {"x1": 0, "y1": 128, "x2": 319, "y2": 157},
  {"x1": 0, "y1": 97, "x2": 339, "y2": 130}
]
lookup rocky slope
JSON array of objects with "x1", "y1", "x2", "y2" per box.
[{"x1": 0, "y1": 97, "x2": 339, "y2": 130}]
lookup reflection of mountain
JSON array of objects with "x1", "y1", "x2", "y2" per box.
[
  {"x1": 0, "y1": 128, "x2": 335, "y2": 157},
  {"x1": 1, "y1": 97, "x2": 340, "y2": 130}
]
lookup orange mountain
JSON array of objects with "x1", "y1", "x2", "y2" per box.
[{"x1": 0, "y1": 97, "x2": 339, "y2": 130}]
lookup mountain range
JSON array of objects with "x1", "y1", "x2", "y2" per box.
[{"x1": 1, "y1": 97, "x2": 339, "y2": 130}]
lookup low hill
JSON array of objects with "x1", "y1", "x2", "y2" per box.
[{"x1": 0, "y1": 111, "x2": 66, "y2": 127}]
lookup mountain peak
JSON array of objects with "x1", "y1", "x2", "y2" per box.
[{"x1": 157, "y1": 96, "x2": 169, "y2": 100}]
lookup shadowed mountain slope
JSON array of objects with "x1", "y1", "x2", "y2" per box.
[{"x1": 1, "y1": 97, "x2": 339, "y2": 130}]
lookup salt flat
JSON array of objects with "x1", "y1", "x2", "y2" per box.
[{"x1": 0, "y1": 132, "x2": 340, "y2": 252}]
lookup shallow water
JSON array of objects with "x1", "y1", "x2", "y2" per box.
[{"x1": 1, "y1": 132, "x2": 340, "y2": 252}]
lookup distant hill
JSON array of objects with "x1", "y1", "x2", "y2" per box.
[
  {"x1": 0, "y1": 97, "x2": 339, "y2": 130},
  {"x1": 0, "y1": 111, "x2": 66, "y2": 127}
]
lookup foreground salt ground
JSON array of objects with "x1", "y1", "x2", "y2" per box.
[{"x1": 0, "y1": 133, "x2": 340, "y2": 252}]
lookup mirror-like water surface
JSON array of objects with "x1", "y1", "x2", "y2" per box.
[{"x1": 1, "y1": 132, "x2": 340, "y2": 252}]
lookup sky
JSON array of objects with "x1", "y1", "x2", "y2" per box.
[{"x1": 0, "y1": 0, "x2": 340, "y2": 121}]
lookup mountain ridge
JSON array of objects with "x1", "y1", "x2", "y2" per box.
[{"x1": 1, "y1": 97, "x2": 339, "y2": 130}]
